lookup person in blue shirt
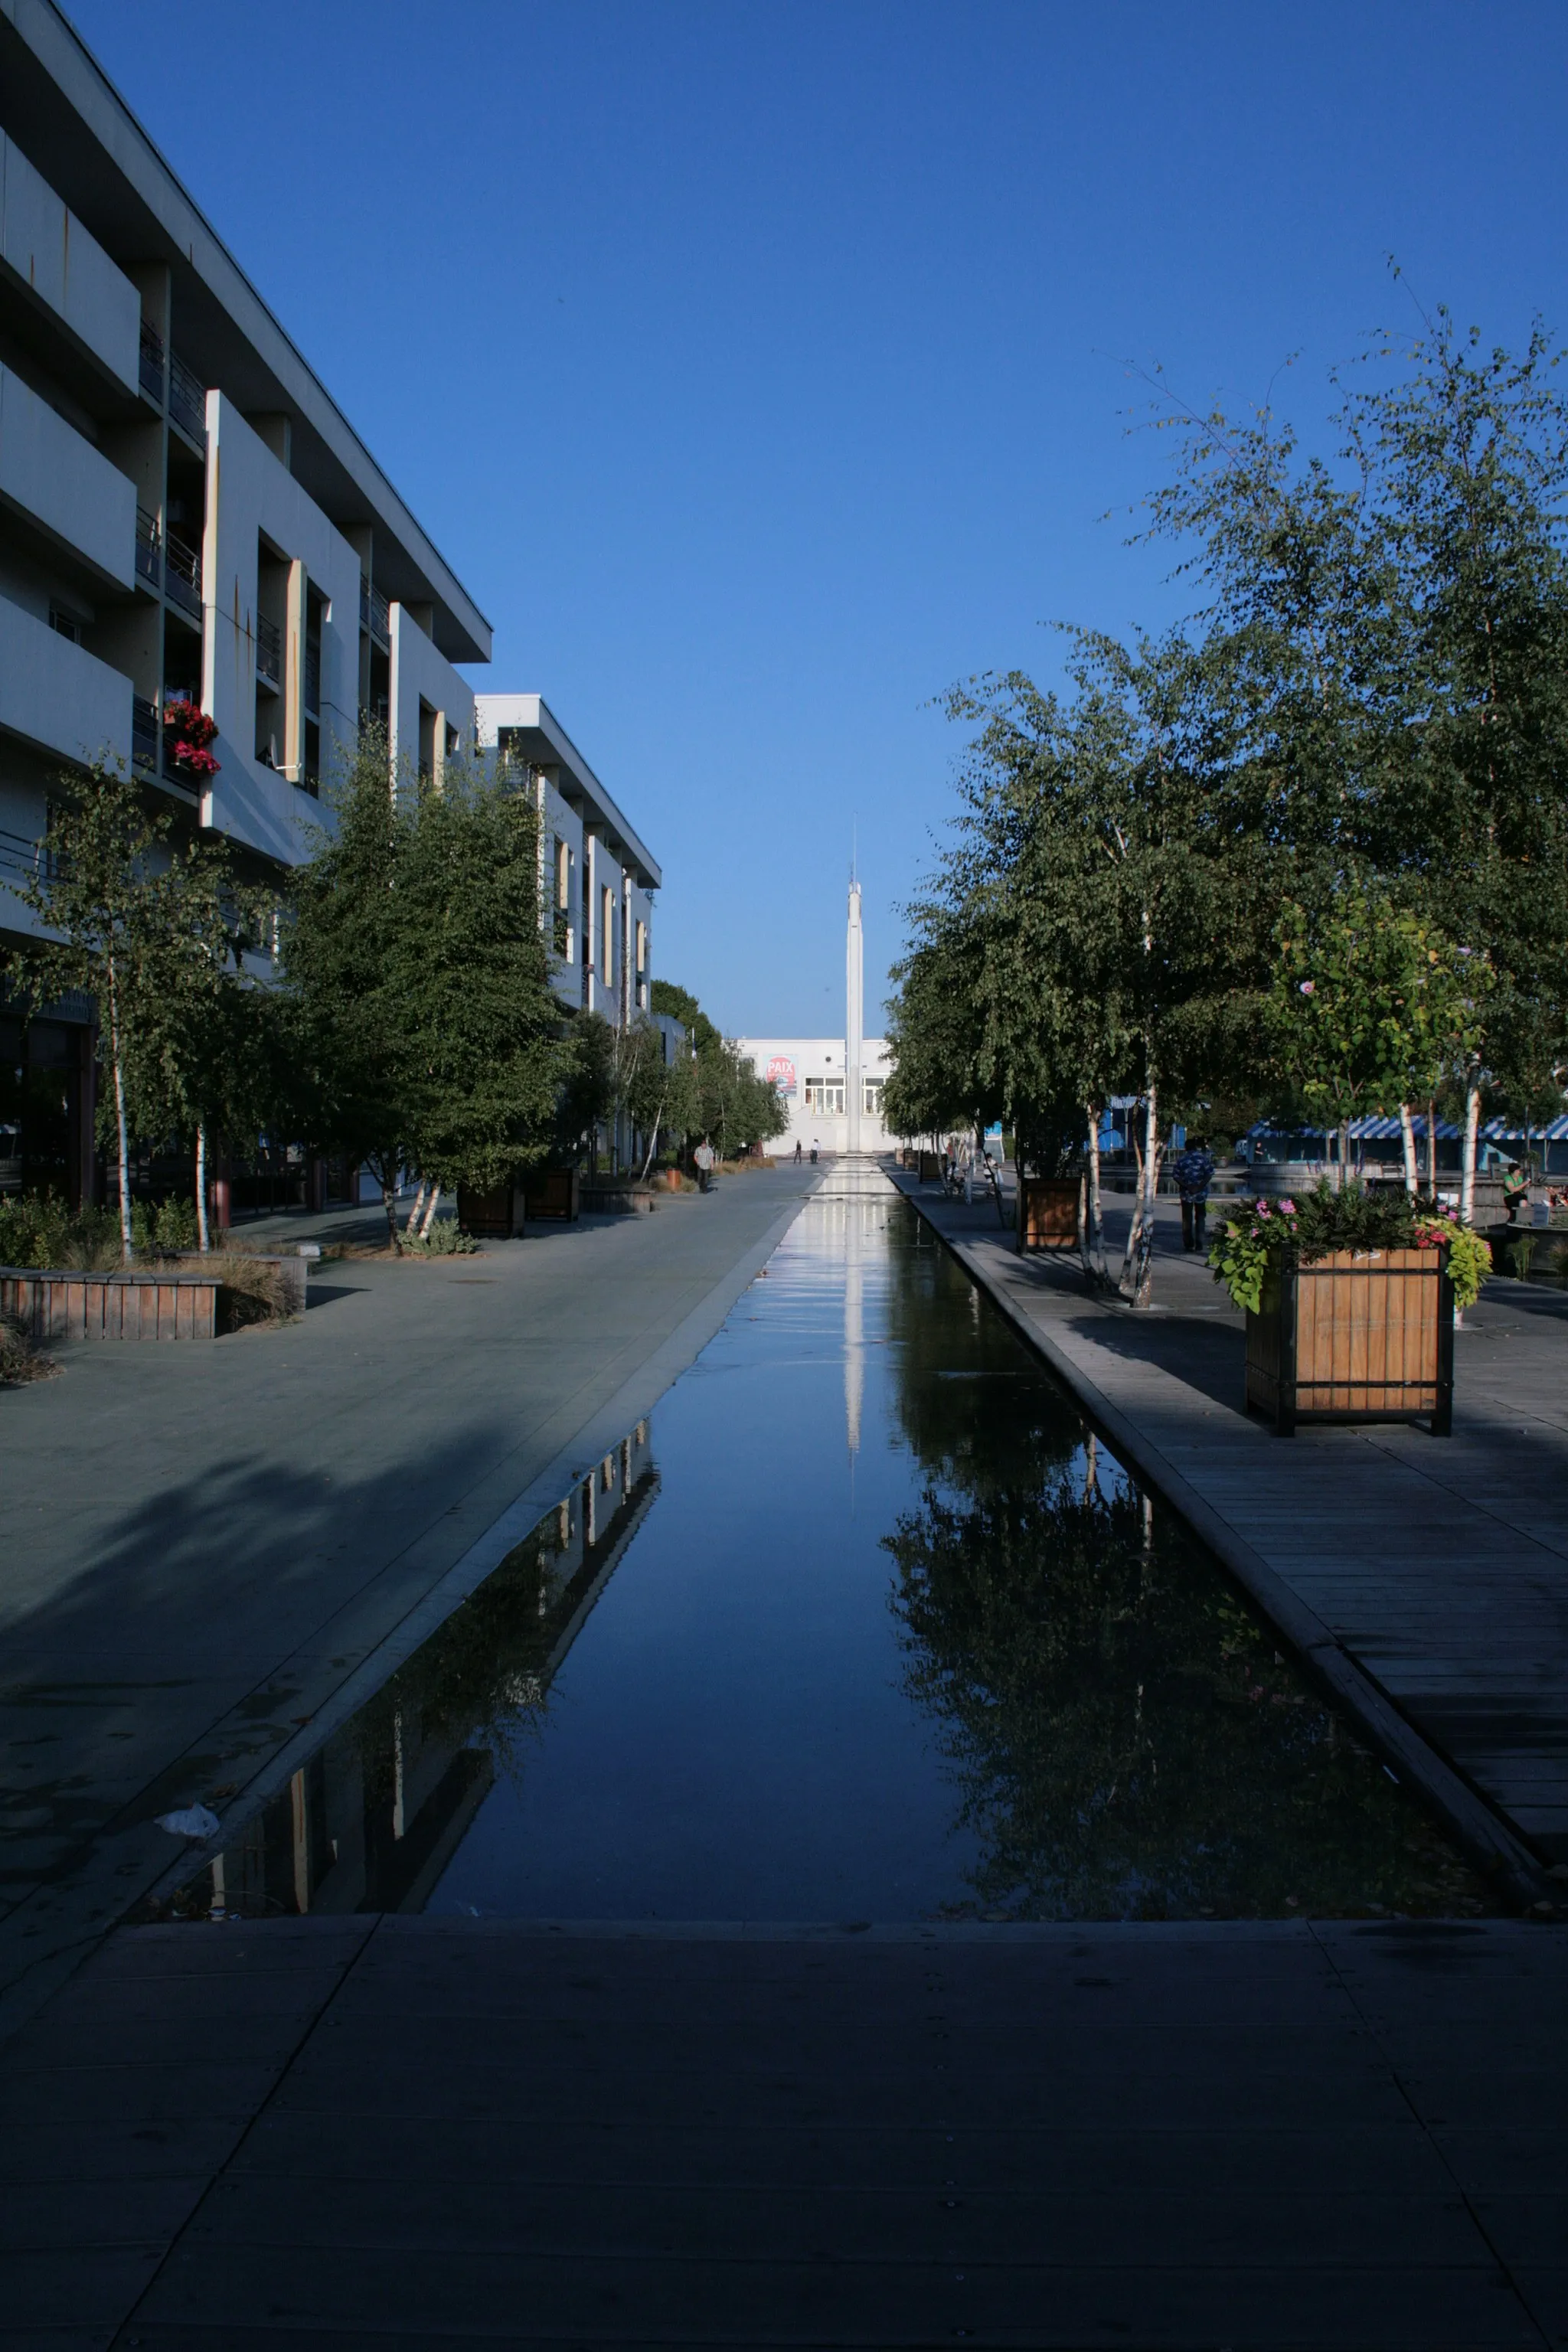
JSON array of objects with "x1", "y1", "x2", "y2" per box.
[{"x1": 1175, "y1": 1137, "x2": 1216, "y2": 1251}]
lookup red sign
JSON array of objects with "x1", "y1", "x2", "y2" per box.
[{"x1": 766, "y1": 1055, "x2": 797, "y2": 1097}]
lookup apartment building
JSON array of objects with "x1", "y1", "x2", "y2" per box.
[
  {"x1": 0, "y1": 0, "x2": 658, "y2": 1209},
  {"x1": 475, "y1": 696, "x2": 659, "y2": 1026}
]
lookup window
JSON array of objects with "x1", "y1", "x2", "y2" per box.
[
  {"x1": 863, "y1": 1079, "x2": 884, "y2": 1117},
  {"x1": 48, "y1": 607, "x2": 83, "y2": 645},
  {"x1": 635, "y1": 918, "x2": 647, "y2": 975},
  {"x1": 556, "y1": 839, "x2": 570, "y2": 910},
  {"x1": 805, "y1": 1079, "x2": 844, "y2": 1114},
  {"x1": 601, "y1": 886, "x2": 614, "y2": 985}
]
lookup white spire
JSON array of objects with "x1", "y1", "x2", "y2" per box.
[{"x1": 846, "y1": 872, "x2": 863, "y2": 1158}]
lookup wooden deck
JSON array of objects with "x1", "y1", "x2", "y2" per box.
[
  {"x1": 890, "y1": 1172, "x2": 1568, "y2": 1897},
  {"x1": 4, "y1": 1913, "x2": 1566, "y2": 2347}
]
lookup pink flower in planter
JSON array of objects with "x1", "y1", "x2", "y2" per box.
[
  {"x1": 1298, "y1": 979, "x2": 1316, "y2": 995},
  {"x1": 1278, "y1": 1198, "x2": 1295, "y2": 1215}
]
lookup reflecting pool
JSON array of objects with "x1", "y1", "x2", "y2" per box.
[{"x1": 165, "y1": 1168, "x2": 1491, "y2": 1922}]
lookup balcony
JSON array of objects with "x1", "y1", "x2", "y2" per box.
[
  {"x1": 168, "y1": 351, "x2": 207, "y2": 443},
  {"x1": 132, "y1": 694, "x2": 159, "y2": 773},
  {"x1": 0, "y1": 826, "x2": 39, "y2": 886},
  {"x1": 135, "y1": 507, "x2": 161, "y2": 591},
  {"x1": 163, "y1": 527, "x2": 202, "y2": 619},
  {"x1": 139, "y1": 318, "x2": 165, "y2": 405},
  {"x1": 360, "y1": 577, "x2": 390, "y2": 648},
  {"x1": 255, "y1": 613, "x2": 282, "y2": 689}
]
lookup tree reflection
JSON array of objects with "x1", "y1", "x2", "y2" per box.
[{"x1": 886, "y1": 1443, "x2": 1489, "y2": 1922}]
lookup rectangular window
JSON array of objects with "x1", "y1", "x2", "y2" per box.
[
  {"x1": 601, "y1": 886, "x2": 614, "y2": 985},
  {"x1": 863, "y1": 1079, "x2": 884, "y2": 1116},
  {"x1": 557, "y1": 839, "x2": 570, "y2": 910},
  {"x1": 805, "y1": 1080, "x2": 844, "y2": 1114},
  {"x1": 635, "y1": 918, "x2": 646, "y2": 975},
  {"x1": 48, "y1": 607, "x2": 83, "y2": 645}
]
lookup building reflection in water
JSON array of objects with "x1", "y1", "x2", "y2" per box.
[{"x1": 169, "y1": 1423, "x2": 658, "y2": 1920}]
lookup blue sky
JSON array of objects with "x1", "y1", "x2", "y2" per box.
[{"x1": 64, "y1": 1, "x2": 1568, "y2": 1036}]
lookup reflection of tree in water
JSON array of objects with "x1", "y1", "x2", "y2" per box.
[
  {"x1": 886, "y1": 1388, "x2": 1490, "y2": 1922},
  {"x1": 351, "y1": 1527, "x2": 559, "y2": 1805}
]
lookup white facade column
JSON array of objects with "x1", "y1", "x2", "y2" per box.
[{"x1": 846, "y1": 880, "x2": 864, "y2": 1156}]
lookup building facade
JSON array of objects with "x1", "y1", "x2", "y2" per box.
[
  {"x1": 736, "y1": 880, "x2": 894, "y2": 1158},
  {"x1": 735, "y1": 1037, "x2": 895, "y2": 1158},
  {"x1": 0, "y1": 1, "x2": 656, "y2": 1209},
  {"x1": 475, "y1": 697, "x2": 658, "y2": 1024}
]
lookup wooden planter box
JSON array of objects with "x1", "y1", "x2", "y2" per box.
[
  {"x1": 0, "y1": 1266, "x2": 220, "y2": 1341},
  {"x1": 1018, "y1": 1174, "x2": 1081, "y2": 1253},
  {"x1": 522, "y1": 1168, "x2": 580, "y2": 1222},
  {"x1": 456, "y1": 1181, "x2": 526, "y2": 1238},
  {"x1": 917, "y1": 1151, "x2": 942, "y2": 1183},
  {"x1": 1246, "y1": 1247, "x2": 1453, "y2": 1436}
]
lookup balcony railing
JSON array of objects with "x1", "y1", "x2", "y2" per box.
[
  {"x1": 135, "y1": 506, "x2": 162, "y2": 590},
  {"x1": 139, "y1": 318, "x2": 165, "y2": 404},
  {"x1": 163, "y1": 527, "x2": 201, "y2": 618},
  {"x1": 168, "y1": 350, "x2": 207, "y2": 442},
  {"x1": 303, "y1": 635, "x2": 320, "y2": 717},
  {"x1": 0, "y1": 825, "x2": 41, "y2": 884},
  {"x1": 255, "y1": 613, "x2": 282, "y2": 688},
  {"x1": 359, "y1": 577, "x2": 390, "y2": 648},
  {"x1": 132, "y1": 694, "x2": 159, "y2": 773}
]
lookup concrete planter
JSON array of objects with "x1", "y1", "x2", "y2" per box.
[
  {"x1": 580, "y1": 1184, "x2": 657, "y2": 1216},
  {"x1": 1018, "y1": 1174, "x2": 1080, "y2": 1253},
  {"x1": 1246, "y1": 1247, "x2": 1453, "y2": 1436}
]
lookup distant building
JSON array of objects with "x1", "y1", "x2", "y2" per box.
[
  {"x1": 738, "y1": 879, "x2": 897, "y2": 1156},
  {"x1": 734, "y1": 1034, "x2": 895, "y2": 1158}
]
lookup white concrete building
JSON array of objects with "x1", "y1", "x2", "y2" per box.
[
  {"x1": 736, "y1": 1033, "x2": 895, "y2": 1159},
  {"x1": 738, "y1": 880, "x2": 895, "y2": 1158},
  {"x1": 0, "y1": 1, "x2": 658, "y2": 1207}
]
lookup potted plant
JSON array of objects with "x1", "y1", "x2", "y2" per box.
[{"x1": 1209, "y1": 1184, "x2": 1491, "y2": 1436}]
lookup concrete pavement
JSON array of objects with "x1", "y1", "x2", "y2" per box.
[{"x1": 0, "y1": 1167, "x2": 818, "y2": 2041}]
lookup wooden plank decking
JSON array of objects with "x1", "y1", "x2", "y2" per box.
[
  {"x1": 890, "y1": 1173, "x2": 1568, "y2": 1894},
  {"x1": 4, "y1": 1913, "x2": 1565, "y2": 2347}
]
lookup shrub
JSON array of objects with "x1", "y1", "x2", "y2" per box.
[
  {"x1": 0, "y1": 1308, "x2": 57, "y2": 1385},
  {"x1": 1208, "y1": 1181, "x2": 1491, "y2": 1313},
  {"x1": 401, "y1": 1218, "x2": 480, "y2": 1256}
]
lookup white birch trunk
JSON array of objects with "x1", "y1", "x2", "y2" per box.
[
  {"x1": 196, "y1": 1123, "x2": 210, "y2": 1253},
  {"x1": 106, "y1": 959, "x2": 132, "y2": 1259},
  {"x1": 1119, "y1": 1084, "x2": 1161, "y2": 1306},
  {"x1": 1400, "y1": 1104, "x2": 1418, "y2": 1194},
  {"x1": 403, "y1": 1179, "x2": 429, "y2": 1238},
  {"x1": 1461, "y1": 1081, "x2": 1481, "y2": 1225},
  {"x1": 1083, "y1": 1108, "x2": 1107, "y2": 1280},
  {"x1": 420, "y1": 1182, "x2": 442, "y2": 1240}
]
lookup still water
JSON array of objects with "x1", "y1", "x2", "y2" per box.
[{"x1": 167, "y1": 1169, "x2": 1489, "y2": 1923}]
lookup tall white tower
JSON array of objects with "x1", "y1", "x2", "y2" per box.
[{"x1": 845, "y1": 876, "x2": 864, "y2": 1157}]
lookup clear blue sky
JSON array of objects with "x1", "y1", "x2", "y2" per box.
[{"x1": 64, "y1": 0, "x2": 1568, "y2": 1036}]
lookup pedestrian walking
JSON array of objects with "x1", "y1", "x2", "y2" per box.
[
  {"x1": 809, "y1": 1139, "x2": 818, "y2": 1165},
  {"x1": 694, "y1": 1136, "x2": 715, "y2": 1194},
  {"x1": 1175, "y1": 1135, "x2": 1216, "y2": 1252},
  {"x1": 793, "y1": 1139, "x2": 802, "y2": 1165}
]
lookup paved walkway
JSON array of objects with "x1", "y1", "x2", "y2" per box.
[
  {"x1": 0, "y1": 1169, "x2": 817, "y2": 2042},
  {"x1": 5, "y1": 1911, "x2": 1566, "y2": 2347},
  {"x1": 890, "y1": 1171, "x2": 1568, "y2": 1902}
]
